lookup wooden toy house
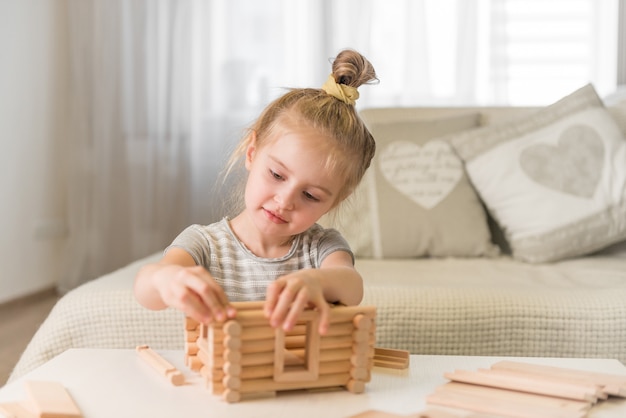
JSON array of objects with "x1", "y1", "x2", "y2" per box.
[{"x1": 184, "y1": 301, "x2": 376, "y2": 403}]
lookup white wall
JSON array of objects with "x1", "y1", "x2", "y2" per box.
[{"x1": 0, "y1": 0, "x2": 69, "y2": 303}]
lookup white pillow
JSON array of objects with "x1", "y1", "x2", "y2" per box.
[
  {"x1": 448, "y1": 84, "x2": 626, "y2": 263},
  {"x1": 325, "y1": 112, "x2": 499, "y2": 259}
]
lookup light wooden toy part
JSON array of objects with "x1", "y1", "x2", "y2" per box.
[
  {"x1": 24, "y1": 380, "x2": 82, "y2": 418},
  {"x1": 373, "y1": 347, "x2": 410, "y2": 369},
  {"x1": 0, "y1": 401, "x2": 38, "y2": 418},
  {"x1": 183, "y1": 301, "x2": 376, "y2": 402},
  {"x1": 350, "y1": 408, "x2": 483, "y2": 418},
  {"x1": 136, "y1": 345, "x2": 185, "y2": 386},
  {"x1": 426, "y1": 360, "x2": 626, "y2": 418}
]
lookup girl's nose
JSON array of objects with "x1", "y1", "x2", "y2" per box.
[{"x1": 275, "y1": 189, "x2": 295, "y2": 210}]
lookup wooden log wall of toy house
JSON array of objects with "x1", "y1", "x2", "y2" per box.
[{"x1": 184, "y1": 301, "x2": 377, "y2": 403}]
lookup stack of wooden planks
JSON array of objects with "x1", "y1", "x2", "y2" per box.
[{"x1": 426, "y1": 360, "x2": 626, "y2": 417}]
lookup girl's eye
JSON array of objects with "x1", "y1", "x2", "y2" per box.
[
  {"x1": 270, "y1": 170, "x2": 283, "y2": 180},
  {"x1": 303, "y1": 191, "x2": 320, "y2": 202}
]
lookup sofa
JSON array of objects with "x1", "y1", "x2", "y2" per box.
[{"x1": 9, "y1": 83, "x2": 626, "y2": 382}]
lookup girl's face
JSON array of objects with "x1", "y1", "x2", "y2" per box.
[{"x1": 244, "y1": 124, "x2": 343, "y2": 240}]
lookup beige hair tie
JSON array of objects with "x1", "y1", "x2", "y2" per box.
[{"x1": 322, "y1": 74, "x2": 360, "y2": 105}]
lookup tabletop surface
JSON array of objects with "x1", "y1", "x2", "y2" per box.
[{"x1": 1, "y1": 349, "x2": 625, "y2": 418}]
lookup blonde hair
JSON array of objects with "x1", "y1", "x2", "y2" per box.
[{"x1": 224, "y1": 49, "x2": 378, "y2": 213}]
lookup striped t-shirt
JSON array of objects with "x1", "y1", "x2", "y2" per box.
[{"x1": 165, "y1": 218, "x2": 354, "y2": 301}]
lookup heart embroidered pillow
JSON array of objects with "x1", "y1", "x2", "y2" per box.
[
  {"x1": 323, "y1": 112, "x2": 500, "y2": 258},
  {"x1": 448, "y1": 84, "x2": 626, "y2": 263}
]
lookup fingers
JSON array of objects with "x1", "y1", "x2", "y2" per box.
[
  {"x1": 316, "y1": 302, "x2": 330, "y2": 335},
  {"x1": 162, "y1": 266, "x2": 235, "y2": 324},
  {"x1": 184, "y1": 267, "x2": 231, "y2": 320},
  {"x1": 264, "y1": 275, "x2": 330, "y2": 335},
  {"x1": 263, "y1": 280, "x2": 283, "y2": 319}
]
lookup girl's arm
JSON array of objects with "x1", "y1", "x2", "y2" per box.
[
  {"x1": 133, "y1": 247, "x2": 235, "y2": 324},
  {"x1": 264, "y1": 250, "x2": 363, "y2": 335}
]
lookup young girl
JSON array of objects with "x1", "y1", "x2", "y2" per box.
[{"x1": 134, "y1": 49, "x2": 377, "y2": 335}]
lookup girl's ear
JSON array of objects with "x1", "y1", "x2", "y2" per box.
[{"x1": 244, "y1": 131, "x2": 258, "y2": 170}]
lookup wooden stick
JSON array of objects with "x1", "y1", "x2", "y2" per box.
[
  {"x1": 427, "y1": 389, "x2": 587, "y2": 418},
  {"x1": 328, "y1": 306, "x2": 376, "y2": 324},
  {"x1": 24, "y1": 380, "x2": 83, "y2": 418},
  {"x1": 436, "y1": 382, "x2": 591, "y2": 412},
  {"x1": 240, "y1": 338, "x2": 274, "y2": 353},
  {"x1": 213, "y1": 321, "x2": 363, "y2": 343},
  {"x1": 492, "y1": 360, "x2": 626, "y2": 397},
  {"x1": 0, "y1": 402, "x2": 38, "y2": 418},
  {"x1": 444, "y1": 369, "x2": 599, "y2": 402},
  {"x1": 136, "y1": 345, "x2": 185, "y2": 386},
  {"x1": 239, "y1": 327, "x2": 274, "y2": 341},
  {"x1": 286, "y1": 334, "x2": 356, "y2": 350},
  {"x1": 232, "y1": 360, "x2": 352, "y2": 380},
  {"x1": 349, "y1": 410, "x2": 456, "y2": 418},
  {"x1": 483, "y1": 368, "x2": 607, "y2": 400},
  {"x1": 239, "y1": 372, "x2": 350, "y2": 393}
]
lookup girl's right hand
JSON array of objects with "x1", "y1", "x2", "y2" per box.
[
  {"x1": 155, "y1": 264, "x2": 236, "y2": 324},
  {"x1": 134, "y1": 248, "x2": 236, "y2": 324}
]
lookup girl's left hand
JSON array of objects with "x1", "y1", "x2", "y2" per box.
[{"x1": 264, "y1": 271, "x2": 331, "y2": 335}]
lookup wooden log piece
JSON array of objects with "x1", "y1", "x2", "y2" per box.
[
  {"x1": 199, "y1": 323, "x2": 208, "y2": 339},
  {"x1": 196, "y1": 347, "x2": 212, "y2": 368},
  {"x1": 238, "y1": 351, "x2": 275, "y2": 367},
  {"x1": 427, "y1": 389, "x2": 587, "y2": 418},
  {"x1": 223, "y1": 349, "x2": 242, "y2": 365},
  {"x1": 187, "y1": 355, "x2": 204, "y2": 372},
  {"x1": 223, "y1": 336, "x2": 241, "y2": 351},
  {"x1": 184, "y1": 316, "x2": 199, "y2": 331},
  {"x1": 238, "y1": 372, "x2": 350, "y2": 393},
  {"x1": 24, "y1": 380, "x2": 83, "y2": 418},
  {"x1": 236, "y1": 359, "x2": 352, "y2": 380},
  {"x1": 185, "y1": 329, "x2": 199, "y2": 342},
  {"x1": 136, "y1": 345, "x2": 185, "y2": 386},
  {"x1": 223, "y1": 320, "x2": 242, "y2": 337},
  {"x1": 239, "y1": 327, "x2": 274, "y2": 341},
  {"x1": 331, "y1": 305, "x2": 375, "y2": 319},
  {"x1": 223, "y1": 375, "x2": 241, "y2": 390},
  {"x1": 239, "y1": 338, "x2": 274, "y2": 354},
  {"x1": 223, "y1": 361, "x2": 242, "y2": 376},
  {"x1": 444, "y1": 369, "x2": 600, "y2": 403},
  {"x1": 196, "y1": 336, "x2": 208, "y2": 350},
  {"x1": 483, "y1": 368, "x2": 607, "y2": 400},
  {"x1": 352, "y1": 329, "x2": 371, "y2": 343},
  {"x1": 350, "y1": 366, "x2": 369, "y2": 380},
  {"x1": 436, "y1": 382, "x2": 591, "y2": 413},
  {"x1": 0, "y1": 401, "x2": 38, "y2": 418},
  {"x1": 373, "y1": 347, "x2": 410, "y2": 369},
  {"x1": 492, "y1": 360, "x2": 626, "y2": 397},
  {"x1": 346, "y1": 379, "x2": 366, "y2": 394},
  {"x1": 353, "y1": 314, "x2": 372, "y2": 331},
  {"x1": 230, "y1": 301, "x2": 266, "y2": 311},
  {"x1": 184, "y1": 340, "x2": 199, "y2": 356},
  {"x1": 222, "y1": 389, "x2": 241, "y2": 403}
]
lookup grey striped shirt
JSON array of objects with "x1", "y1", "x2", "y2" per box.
[{"x1": 166, "y1": 218, "x2": 353, "y2": 301}]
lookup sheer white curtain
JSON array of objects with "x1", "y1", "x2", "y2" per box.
[
  {"x1": 61, "y1": 0, "x2": 194, "y2": 291},
  {"x1": 60, "y1": 0, "x2": 618, "y2": 290}
]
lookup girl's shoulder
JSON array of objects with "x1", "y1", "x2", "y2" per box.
[
  {"x1": 301, "y1": 223, "x2": 347, "y2": 244},
  {"x1": 177, "y1": 219, "x2": 234, "y2": 242}
]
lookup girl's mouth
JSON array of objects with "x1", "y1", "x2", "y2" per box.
[{"x1": 263, "y1": 208, "x2": 287, "y2": 224}]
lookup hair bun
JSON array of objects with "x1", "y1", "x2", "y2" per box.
[{"x1": 331, "y1": 49, "x2": 378, "y2": 89}]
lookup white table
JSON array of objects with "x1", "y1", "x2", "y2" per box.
[{"x1": 1, "y1": 349, "x2": 625, "y2": 418}]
